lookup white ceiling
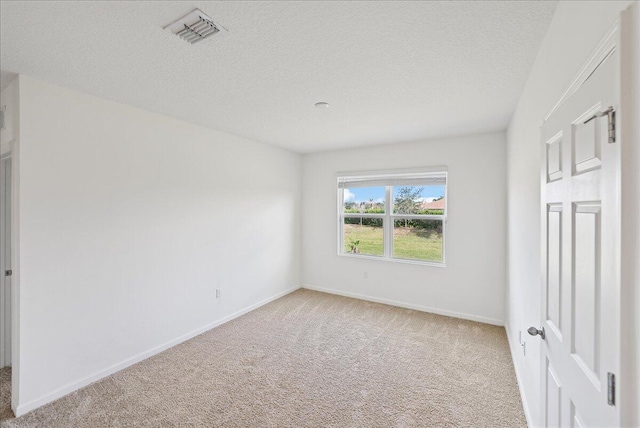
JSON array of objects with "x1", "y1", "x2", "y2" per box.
[{"x1": 0, "y1": 1, "x2": 557, "y2": 153}]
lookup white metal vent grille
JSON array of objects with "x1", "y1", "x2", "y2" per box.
[{"x1": 164, "y1": 9, "x2": 226, "y2": 45}]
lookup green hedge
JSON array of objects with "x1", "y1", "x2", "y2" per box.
[
  {"x1": 344, "y1": 217, "x2": 383, "y2": 227},
  {"x1": 417, "y1": 209, "x2": 444, "y2": 215},
  {"x1": 344, "y1": 217, "x2": 442, "y2": 231}
]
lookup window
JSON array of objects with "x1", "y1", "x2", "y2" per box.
[{"x1": 337, "y1": 168, "x2": 447, "y2": 265}]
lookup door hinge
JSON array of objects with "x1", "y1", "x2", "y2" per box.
[
  {"x1": 4, "y1": 269, "x2": 11, "y2": 277},
  {"x1": 583, "y1": 106, "x2": 616, "y2": 144},
  {"x1": 607, "y1": 372, "x2": 615, "y2": 406}
]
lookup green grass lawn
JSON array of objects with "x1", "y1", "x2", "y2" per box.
[{"x1": 344, "y1": 224, "x2": 443, "y2": 262}]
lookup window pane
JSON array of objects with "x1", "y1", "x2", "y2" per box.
[
  {"x1": 393, "y1": 185, "x2": 445, "y2": 215},
  {"x1": 343, "y1": 187, "x2": 385, "y2": 214},
  {"x1": 343, "y1": 218, "x2": 384, "y2": 256},
  {"x1": 393, "y1": 219, "x2": 443, "y2": 262}
]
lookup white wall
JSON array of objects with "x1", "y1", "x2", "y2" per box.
[
  {"x1": 14, "y1": 75, "x2": 302, "y2": 415},
  {"x1": 302, "y1": 132, "x2": 507, "y2": 325},
  {"x1": 505, "y1": 1, "x2": 635, "y2": 426}
]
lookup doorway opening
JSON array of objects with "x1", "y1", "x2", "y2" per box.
[{"x1": 0, "y1": 153, "x2": 13, "y2": 421}]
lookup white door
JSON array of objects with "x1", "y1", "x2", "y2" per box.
[
  {"x1": 0, "y1": 155, "x2": 10, "y2": 368},
  {"x1": 538, "y1": 46, "x2": 620, "y2": 427}
]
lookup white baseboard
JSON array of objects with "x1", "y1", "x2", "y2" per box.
[
  {"x1": 14, "y1": 285, "x2": 301, "y2": 417},
  {"x1": 302, "y1": 284, "x2": 504, "y2": 326},
  {"x1": 505, "y1": 324, "x2": 534, "y2": 428}
]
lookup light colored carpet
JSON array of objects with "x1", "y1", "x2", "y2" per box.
[
  {"x1": 0, "y1": 367, "x2": 12, "y2": 422},
  {"x1": 1, "y1": 289, "x2": 526, "y2": 427}
]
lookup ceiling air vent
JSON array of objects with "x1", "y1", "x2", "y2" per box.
[{"x1": 164, "y1": 9, "x2": 226, "y2": 45}]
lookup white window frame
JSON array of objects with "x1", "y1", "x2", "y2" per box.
[{"x1": 336, "y1": 167, "x2": 447, "y2": 267}]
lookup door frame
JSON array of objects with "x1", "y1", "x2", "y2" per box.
[
  {"x1": 0, "y1": 134, "x2": 17, "y2": 415},
  {"x1": 0, "y1": 152, "x2": 11, "y2": 369},
  {"x1": 619, "y1": 4, "x2": 640, "y2": 427}
]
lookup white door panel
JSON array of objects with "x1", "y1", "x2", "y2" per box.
[
  {"x1": 547, "y1": 361, "x2": 563, "y2": 428},
  {"x1": 540, "y1": 46, "x2": 620, "y2": 428}
]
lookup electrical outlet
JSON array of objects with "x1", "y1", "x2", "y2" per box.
[{"x1": 216, "y1": 288, "x2": 221, "y2": 299}]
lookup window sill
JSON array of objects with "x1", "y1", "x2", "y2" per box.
[{"x1": 337, "y1": 252, "x2": 446, "y2": 268}]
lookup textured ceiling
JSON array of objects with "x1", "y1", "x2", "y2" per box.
[{"x1": 0, "y1": 1, "x2": 557, "y2": 153}]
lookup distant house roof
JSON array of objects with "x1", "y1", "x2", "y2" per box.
[{"x1": 420, "y1": 198, "x2": 445, "y2": 210}]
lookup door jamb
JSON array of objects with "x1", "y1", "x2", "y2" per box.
[
  {"x1": 619, "y1": 3, "x2": 640, "y2": 427},
  {"x1": 0, "y1": 152, "x2": 11, "y2": 370},
  {"x1": 0, "y1": 136, "x2": 18, "y2": 416}
]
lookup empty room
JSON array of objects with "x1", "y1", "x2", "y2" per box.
[{"x1": 0, "y1": 1, "x2": 639, "y2": 427}]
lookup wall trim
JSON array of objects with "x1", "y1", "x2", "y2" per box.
[
  {"x1": 543, "y1": 22, "x2": 618, "y2": 122},
  {"x1": 302, "y1": 284, "x2": 504, "y2": 326},
  {"x1": 14, "y1": 285, "x2": 301, "y2": 417},
  {"x1": 505, "y1": 324, "x2": 533, "y2": 428}
]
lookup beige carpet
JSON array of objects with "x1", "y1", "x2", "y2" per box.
[
  {"x1": 1, "y1": 289, "x2": 526, "y2": 427},
  {"x1": 0, "y1": 367, "x2": 12, "y2": 422}
]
